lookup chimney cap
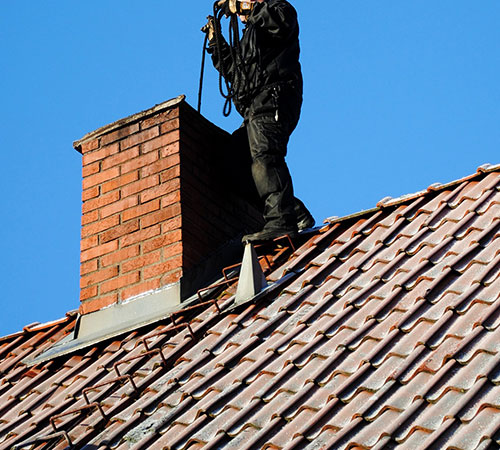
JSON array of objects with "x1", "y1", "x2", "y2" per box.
[{"x1": 73, "y1": 95, "x2": 186, "y2": 152}]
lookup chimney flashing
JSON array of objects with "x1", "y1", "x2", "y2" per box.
[
  {"x1": 24, "y1": 239, "x2": 247, "y2": 367},
  {"x1": 24, "y1": 281, "x2": 185, "y2": 366}
]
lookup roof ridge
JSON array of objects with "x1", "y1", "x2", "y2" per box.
[{"x1": 324, "y1": 162, "x2": 500, "y2": 226}]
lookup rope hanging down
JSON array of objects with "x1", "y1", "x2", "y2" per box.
[{"x1": 198, "y1": 1, "x2": 250, "y2": 117}]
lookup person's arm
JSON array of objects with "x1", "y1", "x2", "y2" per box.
[
  {"x1": 247, "y1": 0, "x2": 298, "y2": 40},
  {"x1": 207, "y1": 33, "x2": 235, "y2": 81}
]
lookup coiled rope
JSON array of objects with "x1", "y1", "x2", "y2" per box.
[{"x1": 198, "y1": 1, "x2": 249, "y2": 117}]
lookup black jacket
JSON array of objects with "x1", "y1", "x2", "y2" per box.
[{"x1": 209, "y1": 0, "x2": 303, "y2": 114}]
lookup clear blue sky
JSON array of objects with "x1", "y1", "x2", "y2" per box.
[{"x1": 1, "y1": 1, "x2": 499, "y2": 336}]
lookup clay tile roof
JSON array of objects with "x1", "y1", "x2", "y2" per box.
[{"x1": 1, "y1": 163, "x2": 500, "y2": 450}]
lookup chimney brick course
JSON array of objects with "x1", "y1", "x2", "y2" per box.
[{"x1": 74, "y1": 96, "x2": 263, "y2": 315}]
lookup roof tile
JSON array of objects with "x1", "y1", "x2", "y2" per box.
[{"x1": 3, "y1": 165, "x2": 500, "y2": 450}]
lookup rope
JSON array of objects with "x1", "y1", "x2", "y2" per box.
[
  {"x1": 197, "y1": 1, "x2": 250, "y2": 117},
  {"x1": 197, "y1": 33, "x2": 209, "y2": 114}
]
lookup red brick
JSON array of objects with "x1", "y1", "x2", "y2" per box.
[
  {"x1": 101, "y1": 245, "x2": 140, "y2": 267},
  {"x1": 121, "y1": 251, "x2": 161, "y2": 273},
  {"x1": 120, "y1": 279, "x2": 162, "y2": 301},
  {"x1": 120, "y1": 225, "x2": 161, "y2": 248},
  {"x1": 143, "y1": 229, "x2": 182, "y2": 254},
  {"x1": 82, "y1": 143, "x2": 119, "y2": 165},
  {"x1": 82, "y1": 215, "x2": 120, "y2": 238},
  {"x1": 142, "y1": 154, "x2": 180, "y2": 178},
  {"x1": 80, "y1": 266, "x2": 119, "y2": 289},
  {"x1": 82, "y1": 186, "x2": 100, "y2": 202},
  {"x1": 121, "y1": 175, "x2": 159, "y2": 198},
  {"x1": 82, "y1": 190, "x2": 120, "y2": 214},
  {"x1": 140, "y1": 203, "x2": 181, "y2": 229},
  {"x1": 120, "y1": 127, "x2": 159, "y2": 150},
  {"x1": 81, "y1": 235, "x2": 98, "y2": 251},
  {"x1": 141, "y1": 108, "x2": 179, "y2": 130},
  {"x1": 100, "y1": 272, "x2": 140, "y2": 294},
  {"x1": 81, "y1": 240, "x2": 119, "y2": 262},
  {"x1": 101, "y1": 123, "x2": 140, "y2": 146},
  {"x1": 159, "y1": 118, "x2": 180, "y2": 135},
  {"x1": 161, "y1": 216, "x2": 183, "y2": 234},
  {"x1": 159, "y1": 165, "x2": 181, "y2": 184},
  {"x1": 82, "y1": 210, "x2": 99, "y2": 226},
  {"x1": 83, "y1": 167, "x2": 120, "y2": 190},
  {"x1": 101, "y1": 171, "x2": 139, "y2": 194},
  {"x1": 101, "y1": 146, "x2": 140, "y2": 171},
  {"x1": 163, "y1": 241, "x2": 183, "y2": 260},
  {"x1": 79, "y1": 138, "x2": 100, "y2": 154},
  {"x1": 80, "y1": 285, "x2": 98, "y2": 302},
  {"x1": 121, "y1": 151, "x2": 159, "y2": 175},
  {"x1": 122, "y1": 200, "x2": 161, "y2": 222},
  {"x1": 160, "y1": 142, "x2": 181, "y2": 158},
  {"x1": 160, "y1": 269, "x2": 182, "y2": 286},
  {"x1": 100, "y1": 220, "x2": 140, "y2": 244},
  {"x1": 140, "y1": 178, "x2": 180, "y2": 203},
  {"x1": 82, "y1": 161, "x2": 100, "y2": 178},
  {"x1": 100, "y1": 195, "x2": 138, "y2": 219},
  {"x1": 141, "y1": 131, "x2": 180, "y2": 154},
  {"x1": 81, "y1": 259, "x2": 98, "y2": 276},
  {"x1": 160, "y1": 191, "x2": 181, "y2": 209},
  {"x1": 143, "y1": 255, "x2": 183, "y2": 279},
  {"x1": 80, "y1": 294, "x2": 118, "y2": 315}
]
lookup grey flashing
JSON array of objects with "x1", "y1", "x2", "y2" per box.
[
  {"x1": 226, "y1": 270, "x2": 300, "y2": 313},
  {"x1": 23, "y1": 238, "x2": 244, "y2": 367},
  {"x1": 73, "y1": 95, "x2": 186, "y2": 151},
  {"x1": 25, "y1": 282, "x2": 184, "y2": 366},
  {"x1": 235, "y1": 243, "x2": 267, "y2": 305}
]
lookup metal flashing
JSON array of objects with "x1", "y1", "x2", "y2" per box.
[
  {"x1": 24, "y1": 238, "x2": 245, "y2": 366},
  {"x1": 235, "y1": 243, "x2": 268, "y2": 305},
  {"x1": 25, "y1": 282, "x2": 184, "y2": 366}
]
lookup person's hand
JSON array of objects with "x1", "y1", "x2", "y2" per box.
[
  {"x1": 238, "y1": 1, "x2": 256, "y2": 15},
  {"x1": 229, "y1": 0, "x2": 238, "y2": 14},
  {"x1": 219, "y1": 0, "x2": 255, "y2": 16},
  {"x1": 216, "y1": 0, "x2": 236, "y2": 16},
  {"x1": 201, "y1": 15, "x2": 216, "y2": 42}
]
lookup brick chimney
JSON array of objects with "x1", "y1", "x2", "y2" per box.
[{"x1": 74, "y1": 95, "x2": 263, "y2": 317}]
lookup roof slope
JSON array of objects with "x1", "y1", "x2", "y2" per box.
[{"x1": 1, "y1": 165, "x2": 500, "y2": 450}]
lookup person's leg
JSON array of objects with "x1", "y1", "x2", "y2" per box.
[
  {"x1": 243, "y1": 112, "x2": 298, "y2": 241},
  {"x1": 242, "y1": 83, "x2": 314, "y2": 242},
  {"x1": 227, "y1": 125, "x2": 261, "y2": 208}
]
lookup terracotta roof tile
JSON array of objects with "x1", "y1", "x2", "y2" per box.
[{"x1": 2, "y1": 165, "x2": 500, "y2": 450}]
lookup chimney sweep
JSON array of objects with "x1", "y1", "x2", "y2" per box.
[{"x1": 201, "y1": 0, "x2": 314, "y2": 243}]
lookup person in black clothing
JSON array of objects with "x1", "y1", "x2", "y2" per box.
[{"x1": 204, "y1": 0, "x2": 314, "y2": 243}]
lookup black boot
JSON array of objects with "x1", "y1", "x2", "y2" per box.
[
  {"x1": 294, "y1": 198, "x2": 315, "y2": 231},
  {"x1": 242, "y1": 191, "x2": 298, "y2": 243},
  {"x1": 242, "y1": 226, "x2": 298, "y2": 243}
]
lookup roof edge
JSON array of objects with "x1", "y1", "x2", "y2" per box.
[
  {"x1": 324, "y1": 163, "x2": 500, "y2": 226},
  {"x1": 73, "y1": 94, "x2": 186, "y2": 152}
]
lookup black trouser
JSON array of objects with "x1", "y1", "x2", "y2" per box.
[{"x1": 230, "y1": 82, "x2": 307, "y2": 230}]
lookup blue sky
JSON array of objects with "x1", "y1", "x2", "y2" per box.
[{"x1": 1, "y1": 1, "x2": 499, "y2": 336}]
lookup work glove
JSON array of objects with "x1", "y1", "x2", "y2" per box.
[
  {"x1": 217, "y1": 0, "x2": 254, "y2": 16},
  {"x1": 216, "y1": 0, "x2": 236, "y2": 16},
  {"x1": 201, "y1": 15, "x2": 216, "y2": 42},
  {"x1": 238, "y1": 1, "x2": 256, "y2": 16}
]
